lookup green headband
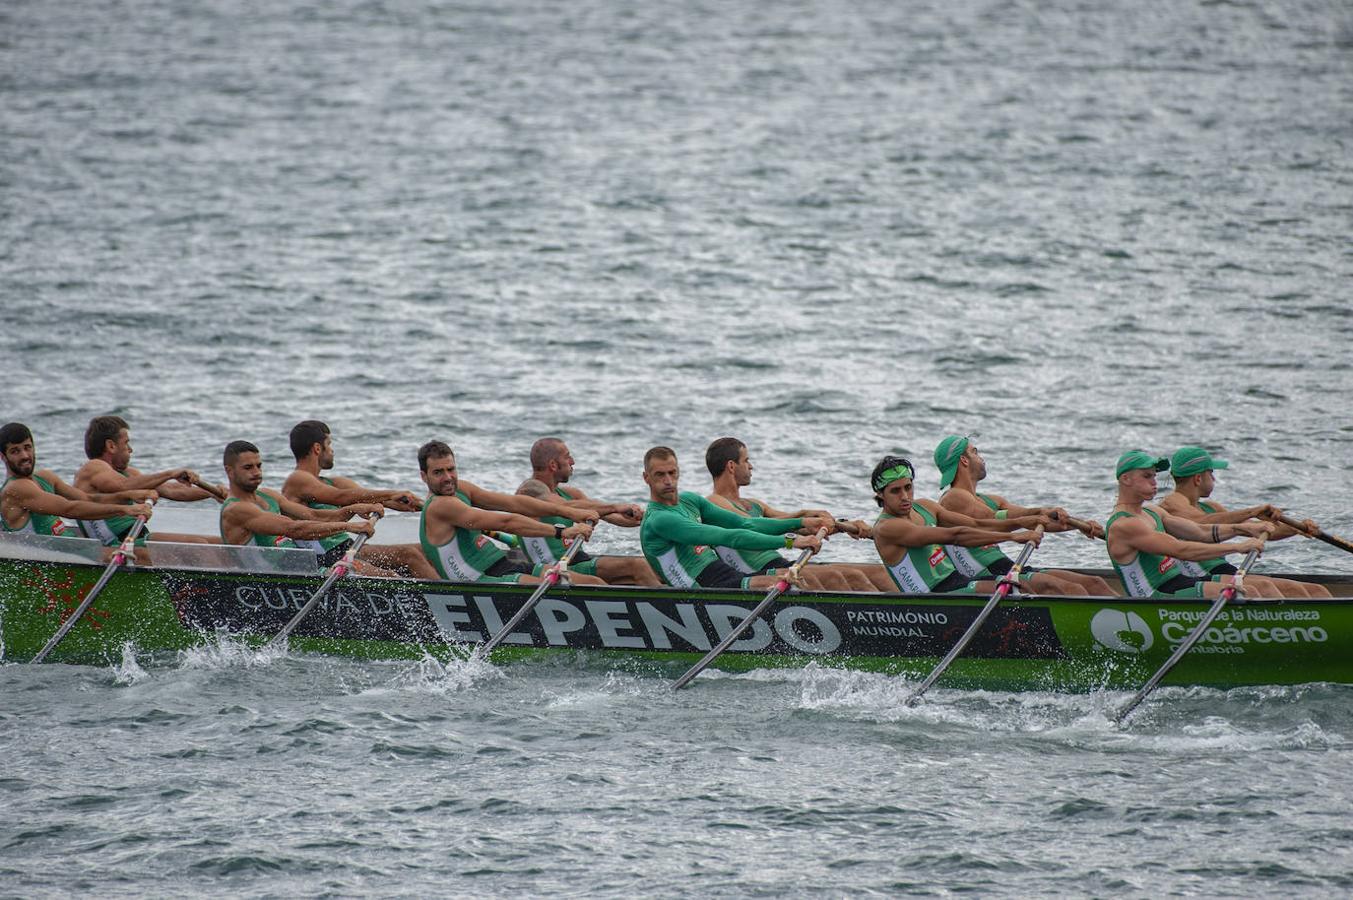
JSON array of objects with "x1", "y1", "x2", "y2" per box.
[{"x1": 872, "y1": 464, "x2": 914, "y2": 492}]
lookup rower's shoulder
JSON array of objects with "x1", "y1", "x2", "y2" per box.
[
  {"x1": 1155, "y1": 492, "x2": 1192, "y2": 514},
  {"x1": 704, "y1": 492, "x2": 738, "y2": 510},
  {"x1": 937, "y1": 487, "x2": 978, "y2": 511},
  {"x1": 280, "y1": 467, "x2": 317, "y2": 497}
]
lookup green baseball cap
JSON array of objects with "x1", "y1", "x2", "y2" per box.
[
  {"x1": 1115, "y1": 449, "x2": 1169, "y2": 479},
  {"x1": 1171, "y1": 446, "x2": 1229, "y2": 478},
  {"x1": 934, "y1": 435, "x2": 969, "y2": 489}
]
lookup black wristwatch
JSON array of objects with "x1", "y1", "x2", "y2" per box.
[{"x1": 554, "y1": 523, "x2": 565, "y2": 539}]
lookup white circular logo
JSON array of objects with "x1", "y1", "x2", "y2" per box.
[{"x1": 1090, "y1": 608, "x2": 1154, "y2": 654}]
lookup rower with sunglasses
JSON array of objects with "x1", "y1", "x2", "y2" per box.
[{"x1": 869, "y1": 455, "x2": 1050, "y2": 595}]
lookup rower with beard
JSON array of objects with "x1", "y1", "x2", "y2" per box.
[
  {"x1": 703, "y1": 437, "x2": 887, "y2": 592},
  {"x1": 1154, "y1": 446, "x2": 1329, "y2": 599},
  {"x1": 417, "y1": 440, "x2": 605, "y2": 584},
  {"x1": 1106, "y1": 449, "x2": 1274, "y2": 599},
  {"x1": 870, "y1": 455, "x2": 1045, "y2": 595},
  {"x1": 2, "y1": 422, "x2": 155, "y2": 539},
  {"x1": 515, "y1": 437, "x2": 660, "y2": 586},
  {"x1": 219, "y1": 440, "x2": 386, "y2": 571},
  {"x1": 639, "y1": 446, "x2": 830, "y2": 590},
  {"x1": 74, "y1": 415, "x2": 221, "y2": 545},
  {"x1": 933, "y1": 435, "x2": 1114, "y2": 596},
  {"x1": 282, "y1": 420, "x2": 440, "y2": 580}
]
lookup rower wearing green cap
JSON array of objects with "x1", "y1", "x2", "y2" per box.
[
  {"x1": 870, "y1": 455, "x2": 1044, "y2": 595},
  {"x1": 1156, "y1": 446, "x2": 1330, "y2": 598},
  {"x1": 935, "y1": 435, "x2": 1114, "y2": 596},
  {"x1": 1106, "y1": 449, "x2": 1275, "y2": 599}
]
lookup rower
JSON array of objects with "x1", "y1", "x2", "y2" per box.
[
  {"x1": 282, "y1": 420, "x2": 440, "y2": 580},
  {"x1": 1155, "y1": 446, "x2": 1330, "y2": 598},
  {"x1": 219, "y1": 440, "x2": 387, "y2": 571},
  {"x1": 1106, "y1": 449, "x2": 1275, "y2": 599},
  {"x1": 704, "y1": 437, "x2": 886, "y2": 591},
  {"x1": 417, "y1": 440, "x2": 605, "y2": 585},
  {"x1": 934, "y1": 435, "x2": 1114, "y2": 596},
  {"x1": 515, "y1": 437, "x2": 659, "y2": 585},
  {"x1": 74, "y1": 415, "x2": 221, "y2": 545},
  {"x1": 1, "y1": 422, "x2": 155, "y2": 540},
  {"x1": 869, "y1": 455, "x2": 1044, "y2": 595},
  {"x1": 639, "y1": 446, "x2": 830, "y2": 590}
]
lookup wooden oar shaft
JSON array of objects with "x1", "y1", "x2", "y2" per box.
[
  {"x1": 1114, "y1": 540, "x2": 1266, "y2": 725},
  {"x1": 672, "y1": 528, "x2": 827, "y2": 691},
  {"x1": 191, "y1": 475, "x2": 227, "y2": 501},
  {"x1": 473, "y1": 537, "x2": 585, "y2": 661},
  {"x1": 31, "y1": 513, "x2": 150, "y2": 664},
  {"x1": 906, "y1": 526, "x2": 1043, "y2": 706},
  {"x1": 270, "y1": 530, "x2": 372, "y2": 646},
  {"x1": 1277, "y1": 514, "x2": 1353, "y2": 555}
]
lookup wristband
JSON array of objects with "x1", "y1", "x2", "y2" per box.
[
  {"x1": 554, "y1": 523, "x2": 565, "y2": 540},
  {"x1": 1212, "y1": 525, "x2": 1221, "y2": 543},
  {"x1": 785, "y1": 534, "x2": 796, "y2": 549},
  {"x1": 995, "y1": 510, "x2": 1008, "y2": 520}
]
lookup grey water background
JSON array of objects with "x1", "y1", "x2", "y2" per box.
[{"x1": 3, "y1": 0, "x2": 1353, "y2": 894}]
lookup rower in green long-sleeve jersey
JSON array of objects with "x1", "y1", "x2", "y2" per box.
[{"x1": 639, "y1": 446, "x2": 832, "y2": 590}]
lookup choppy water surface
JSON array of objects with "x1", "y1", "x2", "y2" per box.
[{"x1": 4, "y1": 0, "x2": 1353, "y2": 893}]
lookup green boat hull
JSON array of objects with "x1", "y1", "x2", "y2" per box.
[{"x1": 3, "y1": 557, "x2": 1351, "y2": 691}]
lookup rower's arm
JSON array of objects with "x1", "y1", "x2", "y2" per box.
[
  {"x1": 6, "y1": 479, "x2": 150, "y2": 522},
  {"x1": 873, "y1": 514, "x2": 1029, "y2": 551},
  {"x1": 222, "y1": 501, "x2": 363, "y2": 543},
  {"x1": 694, "y1": 495, "x2": 803, "y2": 534},
  {"x1": 931, "y1": 502, "x2": 1041, "y2": 534},
  {"x1": 1159, "y1": 510, "x2": 1272, "y2": 544},
  {"x1": 648, "y1": 510, "x2": 792, "y2": 551},
  {"x1": 465, "y1": 481, "x2": 601, "y2": 523},
  {"x1": 438, "y1": 494, "x2": 584, "y2": 539},
  {"x1": 283, "y1": 472, "x2": 418, "y2": 510}
]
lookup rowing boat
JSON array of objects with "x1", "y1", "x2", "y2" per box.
[{"x1": 2, "y1": 533, "x2": 1350, "y2": 690}]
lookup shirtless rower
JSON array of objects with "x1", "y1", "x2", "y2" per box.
[
  {"x1": 282, "y1": 420, "x2": 439, "y2": 580},
  {"x1": 869, "y1": 455, "x2": 1045, "y2": 595},
  {"x1": 1, "y1": 422, "x2": 155, "y2": 542},
  {"x1": 515, "y1": 437, "x2": 659, "y2": 586},
  {"x1": 640, "y1": 446, "x2": 830, "y2": 590},
  {"x1": 1154, "y1": 446, "x2": 1329, "y2": 599},
  {"x1": 74, "y1": 415, "x2": 221, "y2": 545},
  {"x1": 704, "y1": 437, "x2": 886, "y2": 591},
  {"x1": 219, "y1": 440, "x2": 386, "y2": 571},
  {"x1": 1106, "y1": 449, "x2": 1276, "y2": 599},
  {"x1": 934, "y1": 435, "x2": 1114, "y2": 596},
  {"x1": 417, "y1": 440, "x2": 605, "y2": 585}
]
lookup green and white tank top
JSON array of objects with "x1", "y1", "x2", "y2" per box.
[
  {"x1": 299, "y1": 476, "x2": 350, "y2": 552},
  {"x1": 1177, "y1": 501, "x2": 1229, "y2": 577},
  {"x1": 220, "y1": 494, "x2": 301, "y2": 548},
  {"x1": 1, "y1": 475, "x2": 68, "y2": 536},
  {"x1": 941, "y1": 492, "x2": 1010, "y2": 578},
  {"x1": 78, "y1": 468, "x2": 139, "y2": 545},
  {"x1": 1106, "y1": 508, "x2": 1186, "y2": 598},
  {"x1": 521, "y1": 486, "x2": 574, "y2": 565},
  {"x1": 714, "y1": 500, "x2": 786, "y2": 574},
  {"x1": 418, "y1": 490, "x2": 508, "y2": 581},
  {"x1": 875, "y1": 505, "x2": 956, "y2": 593}
]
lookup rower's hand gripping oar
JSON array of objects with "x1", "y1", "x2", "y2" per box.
[
  {"x1": 268, "y1": 514, "x2": 379, "y2": 647},
  {"x1": 1276, "y1": 513, "x2": 1353, "y2": 556},
  {"x1": 31, "y1": 501, "x2": 154, "y2": 664},
  {"x1": 472, "y1": 536, "x2": 586, "y2": 662},
  {"x1": 1113, "y1": 536, "x2": 1268, "y2": 725},
  {"x1": 905, "y1": 526, "x2": 1044, "y2": 706},
  {"x1": 672, "y1": 527, "x2": 829, "y2": 691}
]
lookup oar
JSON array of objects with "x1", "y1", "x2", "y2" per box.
[
  {"x1": 31, "y1": 506, "x2": 152, "y2": 664},
  {"x1": 472, "y1": 536, "x2": 585, "y2": 662},
  {"x1": 905, "y1": 526, "x2": 1043, "y2": 706},
  {"x1": 1276, "y1": 514, "x2": 1353, "y2": 556},
  {"x1": 189, "y1": 473, "x2": 227, "y2": 501},
  {"x1": 269, "y1": 521, "x2": 377, "y2": 647},
  {"x1": 672, "y1": 527, "x2": 828, "y2": 691},
  {"x1": 1113, "y1": 537, "x2": 1267, "y2": 725}
]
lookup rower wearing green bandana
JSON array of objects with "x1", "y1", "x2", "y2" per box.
[
  {"x1": 282, "y1": 420, "x2": 439, "y2": 579},
  {"x1": 1106, "y1": 449, "x2": 1274, "y2": 599},
  {"x1": 2, "y1": 422, "x2": 155, "y2": 542},
  {"x1": 934, "y1": 435, "x2": 1113, "y2": 596},
  {"x1": 869, "y1": 455, "x2": 1043, "y2": 595},
  {"x1": 703, "y1": 436, "x2": 887, "y2": 592},
  {"x1": 514, "y1": 436, "x2": 660, "y2": 586},
  {"x1": 640, "y1": 446, "x2": 830, "y2": 590},
  {"x1": 1154, "y1": 446, "x2": 1330, "y2": 599},
  {"x1": 417, "y1": 440, "x2": 606, "y2": 585}
]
